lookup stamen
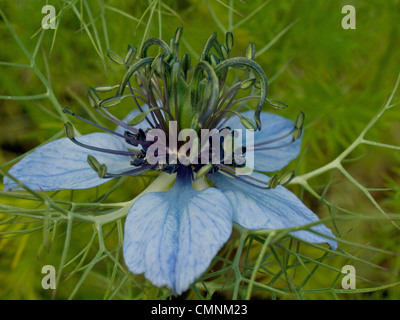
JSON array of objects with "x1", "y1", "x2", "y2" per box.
[
  {"x1": 94, "y1": 105, "x2": 139, "y2": 134},
  {"x1": 63, "y1": 107, "x2": 151, "y2": 147},
  {"x1": 219, "y1": 166, "x2": 273, "y2": 190},
  {"x1": 127, "y1": 80, "x2": 155, "y2": 129},
  {"x1": 103, "y1": 164, "x2": 156, "y2": 178},
  {"x1": 248, "y1": 139, "x2": 297, "y2": 151},
  {"x1": 63, "y1": 107, "x2": 130, "y2": 139},
  {"x1": 217, "y1": 88, "x2": 256, "y2": 129},
  {"x1": 245, "y1": 111, "x2": 304, "y2": 149},
  {"x1": 135, "y1": 72, "x2": 161, "y2": 129},
  {"x1": 250, "y1": 128, "x2": 296, "y2": 148},
  {"x1": 67, "y1": 136, "x2": 140, "y2": 157}
]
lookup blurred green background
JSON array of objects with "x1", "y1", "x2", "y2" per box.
[{"x1": 0, "y1": 0, "x2": 399, "y2": 299}]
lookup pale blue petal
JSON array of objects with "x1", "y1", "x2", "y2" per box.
[
  {"x1": 209, "y1": 171, "x2": 337, "y2": 249},
  {"x1": 123, "y1": 176, "x2": 233, "y2": 294},
  {"x1": 4, "y1": 133, "x2": 133, "y2": 192},
  {"x1": 222, "y1": 111, "x2": 302, "y2": 172}
]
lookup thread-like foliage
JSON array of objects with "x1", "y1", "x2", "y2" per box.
[{"x1": 0, "y1": 0, "x2": 399, "y2": 300}]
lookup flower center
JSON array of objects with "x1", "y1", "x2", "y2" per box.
[
  {"x1": 124, "y1": 125, "x2": 248, "y2": 175},
  {"x1": 62, "y1": 28, "x2": 303, "y2": 189}
]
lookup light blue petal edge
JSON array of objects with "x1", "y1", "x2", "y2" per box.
[
  {"x1": 208, "y1": 171, "x2": 337, "y2": 249},
  {"x1": 123, "y1": 179, "x2": 233, "y2": 294},
  {"x1": 222, "y1": 110, "x2": 302, "y2": 172},
  {"x1": 3, "y1": 133, "x2": 132, "y2": 192}
]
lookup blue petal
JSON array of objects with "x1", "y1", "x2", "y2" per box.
[
  {"x1": 222, "y1": 111, "x2": 302, "y2": 172},
  {"x1": 123, "y1": 174, "x2": 233, "y2": 294},
  {"x1": 4, "y1": 133, "x2": 133, "y2": 192},
  {"x1": 208, "y1": 171, "x2": 337, "y2": 249}
]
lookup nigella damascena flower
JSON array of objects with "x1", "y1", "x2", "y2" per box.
[{"x1": 3, "y1": 28, "x2": 337, "y2": 294}]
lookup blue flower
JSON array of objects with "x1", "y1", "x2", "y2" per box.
[{"x1": 3, "y1": 29, "x2": 337, "y2": 295}]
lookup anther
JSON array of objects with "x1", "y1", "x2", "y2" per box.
[
  {"x1": 63, "y1": 122, "x2": 75, "y2": 139},
  {"x1": 278, "y1": 171, "x2": 295, "y2": 186}
]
